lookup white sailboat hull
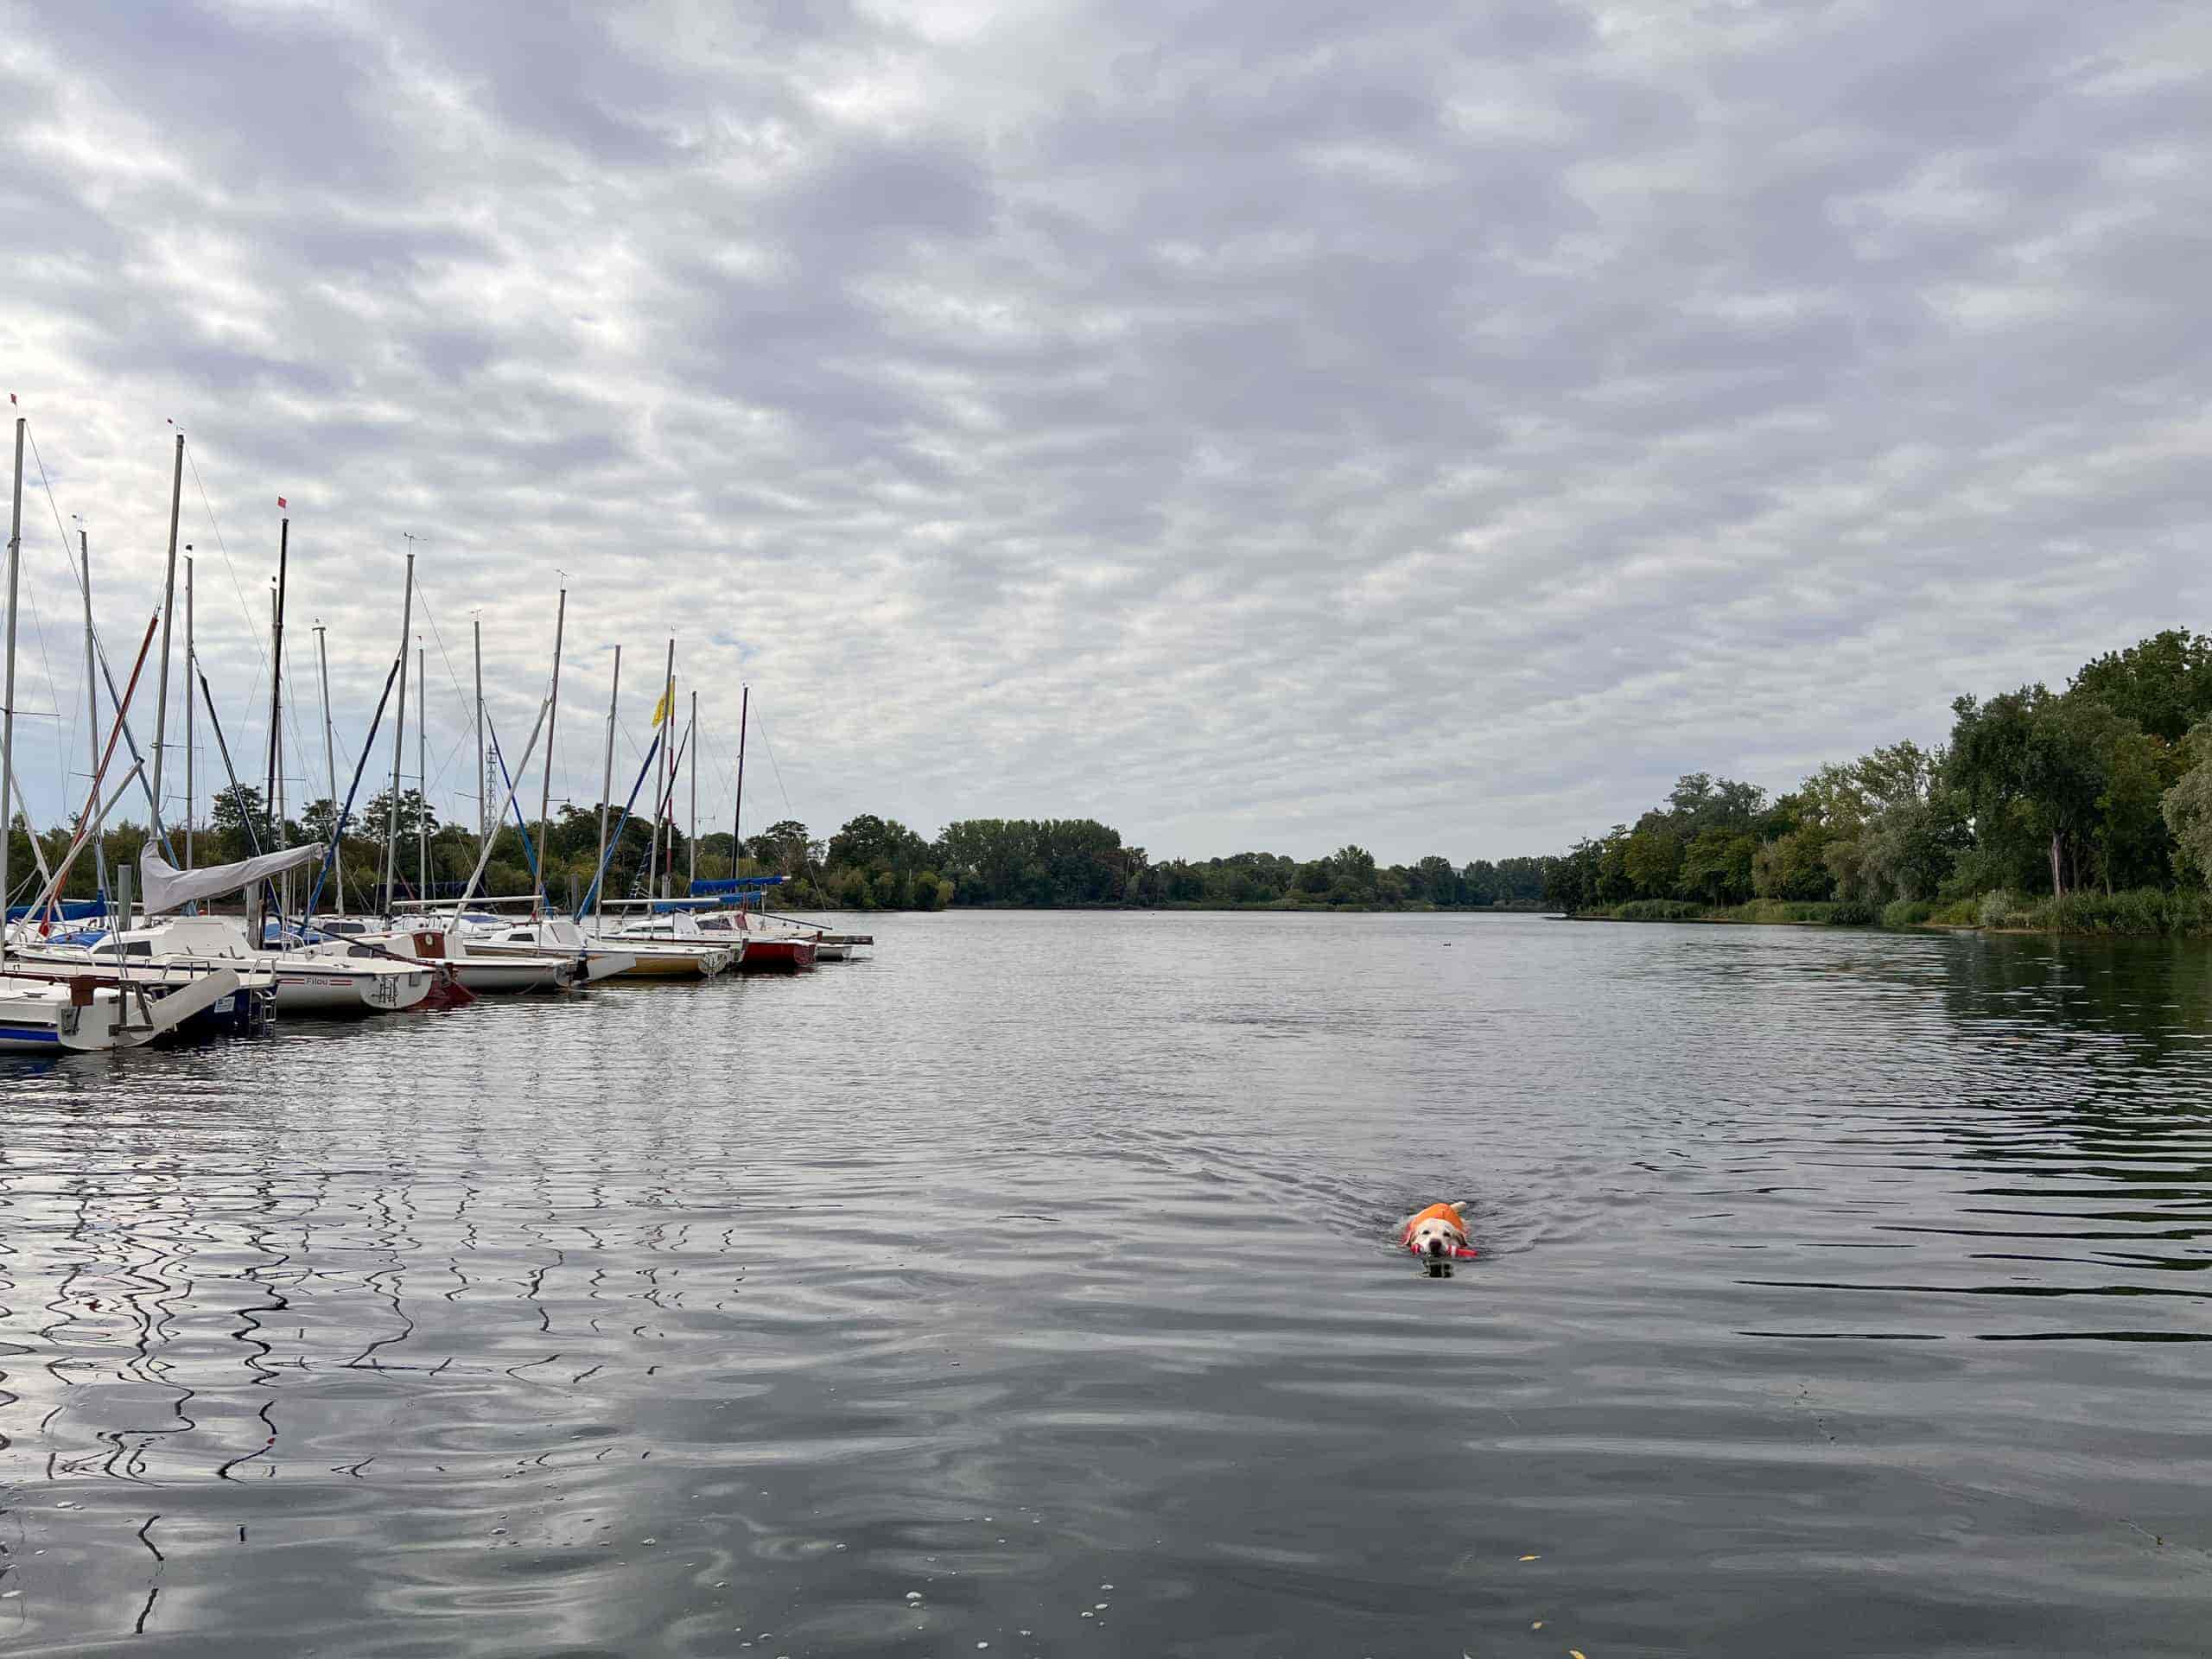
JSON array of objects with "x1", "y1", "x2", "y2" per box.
[
  {"x1": 0, "y1": 976, "x2": 166, "y2": 1053},
  {"x1": 269, "y1": 961, "x2": 433, "y2": 1012}
]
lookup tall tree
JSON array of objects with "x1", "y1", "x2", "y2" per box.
[{"x1": 2069, "y1": 630, "x2": 2212, "y2": 743}]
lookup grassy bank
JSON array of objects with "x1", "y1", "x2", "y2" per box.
[{"x1": 1572, "y1": 887, "x2": 2212, "y2": 937}]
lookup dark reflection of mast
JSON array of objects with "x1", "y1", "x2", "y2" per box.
[
  {"x1": 36, "y1": 1182, "x2": 97, "y2": 1479},
  {"x1": 216, "y1": 1173, "x2": 294, "y2": 1483},
  {"x1": 347, "y1": 1162, "x2": 423, "y2": 1371},
  {"x1": 102, "y1": 1154, "x2": 201, "y2": 1484},
  {"x1": 1, "y1": 1153, "x2": 20, "y2": 1456},
  {"x1": 131, "y1": 1515, "x2": 163, "y2": 1636}
]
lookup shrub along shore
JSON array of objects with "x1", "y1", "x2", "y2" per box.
[{"x1": 1570, "y1": 890, "x2": 2212, "y2": 936}]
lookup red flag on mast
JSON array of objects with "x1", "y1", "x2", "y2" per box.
[{"x1": 277, "y1": 496, "x2": 288, "y2": 509}]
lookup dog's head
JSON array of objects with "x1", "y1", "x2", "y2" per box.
[{"x1": 1407, "y1": 1214, "x2": 1467, "y2": 1259}]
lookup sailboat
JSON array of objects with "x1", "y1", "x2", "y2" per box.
[
  {"x1": 556, "y1": 640, "x2": 734, "y2": 976},
  {"x1": 0, "y1": 412, "x2": 244, "y2": 1051},
  {"x1": 22, "y1": 845, "x2": 434, "y2": 1014}
]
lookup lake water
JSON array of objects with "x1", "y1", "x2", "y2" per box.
[{"x1": 3, "y1": 912, "x2": 2208, "y2": 1656}]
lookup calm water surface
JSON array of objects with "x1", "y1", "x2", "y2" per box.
[{"x1": 2, "y1": 912, "x2": 2209, "y2": 1656}]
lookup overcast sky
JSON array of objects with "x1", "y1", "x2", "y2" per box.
[{"x1": 2, "y1": 0, "x2": 2204, "y2": 865}]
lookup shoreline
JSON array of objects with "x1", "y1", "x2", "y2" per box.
[{"x1": 1560, "y1": 907, "x2": 2207, "y2": 940}]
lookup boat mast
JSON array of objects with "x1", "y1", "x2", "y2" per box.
[
  {"x1": 649, "y1": 637, "x2": 672, "y2": 899},
  {"x1": 80, "y1": 524, "x2": 107, "y2": 899},
  {"x1": 473, "y1": 614, "x2": 486, "y2": 843},
  {"x1": 594, "y1": 644, "x2": 620, "y2": 924},
  {"x1": 534, "y1": 587, "x2": 566, "y2": 915},
  {"x1": 182, "y1": 555, "x2": 194, "y2": 870},
  {"x1": 383, "y1": 540, "x2": 413, "y2": 913},
  {"x1": 315, "y1": 621, "x2": 337, "y2": 913},
  {"x1": 688, "y1": 689, "x2": 698, "y2": 893},
  {"x1": 416, "y1": 643, "x2": 428, "y2": 904},
  {"x1": 2, "y1": 416, "x2": 22, "y2": 966},
  {"x1": 149, "y1": 431, "x2": 183, "y2": 842},
  {"x1": 732, "y1": 683, "x2": 747, "y2": 880},
  {"x1": 266, "y1": 515, "x2": 289, "y2": 918}
]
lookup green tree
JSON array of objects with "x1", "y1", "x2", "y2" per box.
[
  {"x1": 749, "y1": 819, "x2": 818, "y2": 879},
  {"x1": 1858, "y1": 789, "x2": 1969, "y2": 902},
  {"x1": 210, "y1": 785, "x2": 275, "y2": 861},
  {"x1": 1413, "y1": 855, "x2": 1460, "y2": 906},
  {"x1": 1680, "y1": 828, "x2": 1757, "y2": 905},
  {"x1": 829, "y1": 814, "x2": 931, "y2": 874},
  {"x1": 2069, "y1": 630, "x2": 2212, "y2": 742},
  {"x1": 1948, "y1": 687, "x2": 2152, "y2": 898},
  {"x1": 361, "y1": 788, "x2": 439, "y2": 849},
  {"x1": 1620, "y1": 823, "x2": 1681, "y2": 898},
  {"x1": 1752, "y1": 826, "x2": 1834, "y2": 899},
  {"x1": 1328, "y1": 845, "x2": 1379, "y2": 904},
  {"x1": 2160, "y1": 721, "x2": 2212, "y2": 884}
]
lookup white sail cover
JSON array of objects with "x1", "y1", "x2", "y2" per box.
[{"x1": 140, "y1": 843, "x2": 322, "y2": 916}]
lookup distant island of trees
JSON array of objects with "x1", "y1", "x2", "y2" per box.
[{"x1": 14, "y1": 628, "x2": 2210, "y2": 936}]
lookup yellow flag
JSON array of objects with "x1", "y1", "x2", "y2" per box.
[{"x1": 652, "y1": 686, "x2": 672, "y2": 727}]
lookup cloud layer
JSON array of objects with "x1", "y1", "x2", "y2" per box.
[{"x1": 3, "y1": 0, "x2": 2205, "y2": 861}]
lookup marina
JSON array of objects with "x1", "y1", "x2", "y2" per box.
[
  {"x1": 1, "y1": 414, "x2": 861, "y2": 1046},
  {"x1": 7, "y1": 3, "x2": 2208, "y2": 1651}
]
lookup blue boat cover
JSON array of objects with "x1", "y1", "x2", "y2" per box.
[{"x1": 6, "y1": 900, "x2": 109, "y2": 923}]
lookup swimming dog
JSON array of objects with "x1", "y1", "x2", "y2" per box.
[{"x1": 1401, "y1": 1201, "x2": 1473, "y2": 1262}]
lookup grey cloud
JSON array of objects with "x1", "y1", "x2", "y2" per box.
[{"x1": 0, "y1": 0, "x2": 2202, "y2": 863}]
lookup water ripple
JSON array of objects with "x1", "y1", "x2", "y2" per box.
[{"x1": 0, "y1": 914, "x2": 2207, "y2": 1655}]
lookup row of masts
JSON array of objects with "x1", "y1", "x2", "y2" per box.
[{"x1": 3, "y1": 418, "x2": 750, "y2": 947}]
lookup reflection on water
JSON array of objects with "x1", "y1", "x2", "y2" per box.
[{"x1": 2, "y1": 914, "x2": 2208, "y2": 1656}]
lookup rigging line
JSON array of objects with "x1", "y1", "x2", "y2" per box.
[
  {"x1": 752, "y1": 706, "x2": 797, "y2": 820},
  {"x1": 184, "y1": 441, "x2": 270, "y2": 678},
  {"x1": 186, "y1": 439, "x2": 296, "y2": 817},
  {"x1": 422, "y1": 730, "x2": 473, "y2": 801},
  {"x1": 24, "y1": 423, "x2": 91, "y2": 795},
  {"x1": 412, "y1": 607, "x2": 490, "y2": 836},
  {"x1": 9, "y1": 424, "x2": 72, "y2": 800},
  {"x1": 406, "y1": 580, "x2": 485, "y2": 824}
]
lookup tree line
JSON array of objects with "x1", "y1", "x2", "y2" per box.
[
  {"x1": 9, "y1": 797, "x2": 1548, "y2": 915},
  {"x1": 749, "y1": 816, "x2": 1549, "y2": 912},
  {"x1": 1540, "y1": 629, "x2": 2212, "y2": 932},
  {"x1": 26, "y1": 626, "x2": 2204, "y2": 931}
]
